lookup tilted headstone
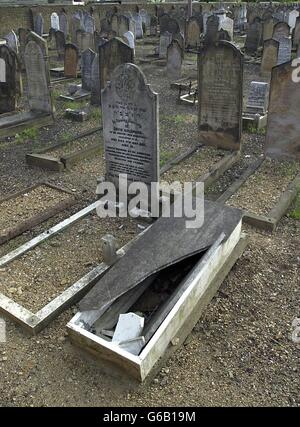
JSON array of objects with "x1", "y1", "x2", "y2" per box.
[
  {"x1": 263, "y1": 17, "x2": 278, "y2": 42},
  {"x1": 59, "y1": 13, "x2": 68, "y2": 38},
  {"x1": 90, "y1": 53, "x2": 100, "y2": 105},
  {"x1": 198, "y1": 41, "x2": 243, "y2": 151},
  {"x1": 0, "y1": 45, "x2": 18, "y2": 114},
  {"x1": 24, "y1": 33, "x2": 53, "y2": 114},
  {"x1": 102, "y1": 63, "x2": 159, "y2": 192},
  {"x1": 64, "y1": 43, "x2": 79, "y2": 78},
  {"x1": 167, "y1": 39, "x2": 183, "y2": 79},
  {"x1": 272, "y1": 21, "x2": 290, "y2": 41},
  {"x1": 277, "y1": 36, "x2": 291, "y2": 65},
  {"x1": 186, "y1": 17, "x2": 201, "y2": 48},
  {"x1": 245, "y1": 18, "x2": 263, "y2": 54},
  {"x1": 81, "y1": 48, "x2": 96, "y2": 92},
  {"x1": 51, "y1": 12, "x2": 60, "y2": 31},
  {"x1": 159, "y1": 32, "x2": 172, "y2": 58},
  {"x1": 261, "y1": 39, "x2": 279, "y2": 76},
  {"x1": 4, "y1": 31, "x2": 19, "y2": 54},
  {"x1": 99, "y1": 37, "x2": 134, "y2": 93},
  {"x1": 34, "y1": 13, "x2": 44, "y2": 37},
  {"x1": 265, "y1": 60, "x2": 300, "y2": 160},
  {"x1": 246, "y1": 81, "x2": 269, "y2": 115},
  {"x1": 55, "y1": 30, "x2": 66, "y2": 60}
]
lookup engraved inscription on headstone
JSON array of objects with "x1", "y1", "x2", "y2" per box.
[
  {"x1": 246, "y1": 81, "x2": 269, "y2": 114},
  {"x1": 102, "y1": 63, "x2": 159, "y2": 190},
  {"x1": 24, "y1": 36, "x2": 52, "y2": 114},
  {"x1": 198, "y1": 41, "x2": 243, "y2": 151}
]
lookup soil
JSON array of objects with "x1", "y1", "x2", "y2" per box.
[
  {"x1": 228, "y1": 159, "x2": 300, "y2": 216},
  {"x1": 0, "y1": 34, "x2": 299, "y2": 408},
  {"x1": 0, "y1": 185, "x2": 74, "y2": 233}
]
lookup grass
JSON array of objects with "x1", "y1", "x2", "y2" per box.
[
  {"x1": 278, "y1": 161, "x2": 299, "y2": 178},
  {"x1": 160, "y1": 150, "x2": 174, "y2": 167},
  {"x1": 289, "y1": 191, "x2": 300, "y2": 220},
  {"x1": 246, "y1": 124, "x2": 266, "y2": 135},
  {"x1": 15, "y1": 127, "x2": 39, "y2": 144},
  {"x1": 90, "y1": 108, "x2": 102, "y2": 121}
]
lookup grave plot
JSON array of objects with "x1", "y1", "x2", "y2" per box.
[
  {"x1": 26, "y1": 126, "x2": 103, "y2": 171},
  {"x1": 218, "y1": 158, "x2": 300, "y2": 232},
  {"x1": 0, "y1": 208, "x2": 141, "y2": 334},
  {"x1": 0, "y1": 183, "x2": 76, "y2": 245},
  {"x1": 67, "y1": 200, "x2": 247, "y2": 382}
]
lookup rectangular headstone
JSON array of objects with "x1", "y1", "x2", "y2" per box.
[
  {"x1": 102, "y1": 63, "x2": 159, "y2": 191},
  {"x1": 246, "y1": 81, "x2": 269, "y2": 114},
  {"x1": 265, "y1": 60, "x2": 300, "y2": 160},
  {"x1": 198, "y1": 42, "x2": 243, "y2": 151},
  {"x1": 261, "y1": 38, "x2": 279, "y2": 76},
  {"x1": 277, "y1": 36, "x2": 291, "y2": 65}
]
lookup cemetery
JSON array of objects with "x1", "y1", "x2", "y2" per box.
[{"x1": 0, "y1": 0, "x2": 299, "y2": 407}]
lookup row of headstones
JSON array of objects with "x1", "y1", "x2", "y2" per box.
[
  {"x1": 245, "y1": 12, "x2": 300, "y2": 55},
  {"x1": 0, "y1": 32, "x2": 53, "y2": 116},
  {"x1": 101, "y1": 42, "x2": 299, "y2": 194}
]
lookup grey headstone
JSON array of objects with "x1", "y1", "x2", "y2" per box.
[
  {"x1": 59, "y1": 13, "x2": 68, "y2": 38},
  {"x1": 198, "y1": 41, "x2": 243, "y2": 151},
  {"x1": 265, "y1": 60, "x2": 300, "y2": 160},
  {"x1": 186, "y1": 17, "x2": 201, "y2": 48},
  {"x1": 34, "y1": 13, "x2": 44, "y2": 37},
  {"x1": 167, "y1": 39, "x2": 183, "y2": 79},
  {"x1": 102, "y1": 63, "x2": 159, "y2": 191},
  {"x1": 133, "y1": 13, "x2": 143, "y2": 39},
  {"x1": 24, "y1": 34, "x2": 52, "y2": 114},
  {"x1": 272, "y1": 21, "x2": 290, "y2": 41},
  {"x1": 245, "y1": 18, "x2": 263, "y2": 53},
  {"x1": 277, "y1": 36, "x2": 291, "y2": 65},
  {"x1": 50, "y1": 12, "x2": 60, "y2": 31},
  {"x1": 246, "y1": 81, "x2": 269, "y2": 114},
  {"x1": 90, "y1": 53, "x2": 100, "y2": 105},
  {"x1": 81, "y1": 48, "x2": 96, "y2": 92},
  {"x1": 55, "y1": 30, "x2": 65, "y2": 60},
  {"x1": 159, "y1": 31, "x2": 172, "y2": 58}
]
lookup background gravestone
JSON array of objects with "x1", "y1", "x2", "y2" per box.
[
  {"x1": 64, "y1": 43, "x2": 79, "y2": 78},
  {"x1": 159, "y1": 31, "x2": 172, "y2": 58},
  {"x1": 293, "y1": 17, "x2": 300, "y2": 48},
  {"x1": 102, "y1": 63, "x2": 159, "y2": 191},
  {"x1": 265, "y1": 60, "x2": 300, "y2": 160},
  {"x1": 272, "y1": 21, "x2": 290, "y2": 41},
  {"x1": 24, "y1": 33, "x2": 52, "y2": 114},
  {"x1": 123, "y1": 31, "x2": 135, "y2": 53},
  {"x1": 205, "y1": 15, "x2": 219, "y2": 45},
  {"x1": 263, "y1": 17, "x2": 278, "y2": 41},
  {"x1": 0, "y1": 45, "x2": 17, "y2": 114},
  {"x1": 81, "y1": 48, "x2": 96, "y2": 92},
  {"x1": 55, "y1": 30, "x2": 66, "y2": 60},
  {"x1": 277, "y1": 36, "x2": 291, "y2": 65},
  {"x1": 245, "y1": 18, "x2": 263, "y2": 53},
  {"x1": 261, "y1": 39, "x2": 279, "y2": 76},
  {"x1": 150, "y1": 15, "x2": 158, "y2": 36},
  {"x1": 99, "y1": 38, "x2": 134, "y2": 93},
  {"x1": 34, "y1": 13, "x2": 44, "y2": 36},
  {"x1": 4, "y1": 31, "x2": 19, "y2": 55},
  {"x1": 59, "y1": 13, "x2": 68, "y2": 38},
  {"x1": 186, "y1": 17, "x2": 201, "y2": 48},
  {"x1": 246, "y1": 81, "x2": 269, "y2": 114},
  {"x1": 133, "y1": 13, "x2": 143, "y2": 39},
  {"x1": 198, "y1": 41, "x2": 243, "y2": 151},
  {"x1": 167, "y1": 39, "x2": 183, "y2": 79},
  {"x1": 50, "y1": 12, "x2": 60, "y2": 31},
  {"x1": 90, "y1": 53, "x2": 100, "y2": 105}
]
